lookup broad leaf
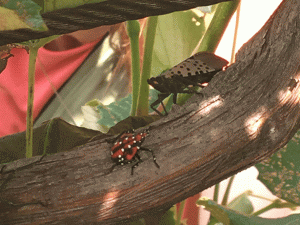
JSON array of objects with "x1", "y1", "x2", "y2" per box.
[
  {"x1": 0, "y1": 0, "x2": 47, "y2": 31},
  {"x1": 198, "y1": 198, "x2": 300, "y2": 225},
  {"x1": 227, "y1": 193, "x2": 254, "y2": 215},
  {"x1": 151, "y1": 9, "x2": 208, "y2": 78},
  {"x1": 0, "y1": 118, "x2": 100, "y2": 164},
  {"x1": 256, "y1": 131, "x2": 300, "y2": 205}
]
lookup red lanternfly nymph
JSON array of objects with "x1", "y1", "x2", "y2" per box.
[
  {"x1": 108, "y1": 129, "x2": 159, "y2": 175},
  {"x1": 147, "y1": 52, "x2": 228, "y2": 116}
]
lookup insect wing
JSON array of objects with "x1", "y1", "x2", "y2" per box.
[
  {"x1": 158, "y1": 52, "x2": 227, "y2": 78},
  {"x1": 147, "y1": 52, "x2": 228, "y2": 93}
]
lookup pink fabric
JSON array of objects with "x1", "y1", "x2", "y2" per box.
[
  {"x1": 177, "y1": 193, "x2": 200, "y2": 225},
  {"x1": 0, "y1": 40, "x2": 99, "y2": 137}
]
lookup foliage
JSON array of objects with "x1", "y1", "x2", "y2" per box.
[
  {"x1": 0, "y1": 0, "x2": 107, "y2": 32},
  {"x1": 0, "y1": 0, "x2": 47, "y2": 31},
  {"x1": 256, "y1": 131, "x2": 300, "y2": 205},
  {"x1": 198, "y1": 198, "x2": 300, "y2": 225}
]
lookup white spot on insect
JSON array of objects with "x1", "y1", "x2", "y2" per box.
[
  {"x1": 118, "y1": 155, "x2": 122, "y2": 158},
  {"x1": 125, "y1": 137, "x2": 128, "y2": 140},
  {"x1": 159, "y1": 53, "x2": 218, "y2": 79},
  {"x1": 121, "y1": 148, "x2": 124, "y2": 152},
  {"x1": 119, "y1": 142, "x2": 122, "y2": 145},
  {"x1": 128, "y1": 145, "x2": 131, "y2": 148},
  {"x1": 133, "y1": 140, "x2": 136, "y2": 143},
  {"x1": 137, "y1": 146, "x2": 140, "y2": 149}
]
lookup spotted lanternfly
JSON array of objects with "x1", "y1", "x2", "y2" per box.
[
  {"x1": 108, "y1": 129, "x2": 159, "y2": 175},
  {"x1": 147, "y1": 52, "x2": 229, "y2": 116}
]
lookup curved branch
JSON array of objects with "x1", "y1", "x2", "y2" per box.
[{"x1": 1, "y1": 0, "x2": 300, "y2": 224}]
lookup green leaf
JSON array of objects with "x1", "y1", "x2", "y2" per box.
[
  {"x1": 97, "y1": 94, "x2": 133, "y2": 128},
  {"x1": 256, "y1": 131, "x2": 300, "y2": 205},
  {"x1": 227, "y1": 193, "x2": 254, "y2": 215},
  {"x1": 198, "y1": 198, "x2": 300, "y2": 225},
  {"x1": 41, "y1": 0, "x2": 107, "y2": 13},
  {"x1": 159, "y1": 207, "x2": 176, "y2": 225},
  {"x1": 97, "y1": 89, "x2": 162, "y2": 129},
  {"x1": 198, "y1": 198, "x2": 231, "y2": 225},
  {"x1": 151, "y1": 10, "x2": 207, "y2": 78},
  {"x1": 0, "y1": 118, "x2": 100, "y2": 164},
  {"x1": 0, "y1": 0, "x2": 47, "y2": 31}
]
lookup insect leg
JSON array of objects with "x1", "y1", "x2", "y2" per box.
[
  {"x1": 131, "y1": 154, "x2": 142, "y2": 175},
  {"x1": 172, "y1": 93, "x2": 178, "y2": 104},
  {"x1": 150, "y1": 93, "x2": 170, "y2": 116},
  {"x1": 105, "y1": 163, "x2": 118, "y2": 175},
  {"x1": 139, "y1": 147, "x2": 160, "y2": 169}
]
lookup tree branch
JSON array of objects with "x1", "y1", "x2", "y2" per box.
[{"x1": 1, "y1": 0, "x2": 300, "y2": 224}]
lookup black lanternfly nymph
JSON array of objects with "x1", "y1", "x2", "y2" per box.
[
  {"x1": 147, "y1": 52, "x2": 228, "y2": 116},
  {"x1": 108, "y1": 130, "x2": 159, "y2": 175}
]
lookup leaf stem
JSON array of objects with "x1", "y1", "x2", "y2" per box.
[
  {"x1": 136, "y1": 16, "x2": 158, "y2": 116},
  {"x1": 126, "y1": 20, "x2": 141, "y2": 116},
  {"x1": 221, "y1": 176, "x2": 235, "y2": 205},
  {"x1": 213, "y1": 183, "x2": 219, "y2": 202},
  {"x1": 26, "y1": 46, "x2": 38, "y2": 158},
  {"x1": 197, "y1": 0, "x2": 240, "y2": 53},
  {"x1": 25, "y1": 35, "x2": 59, "y2": 158}
]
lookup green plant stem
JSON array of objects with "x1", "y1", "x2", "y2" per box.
[
  {"x1": 25, "y1": 36, "x2": 59, "y2": 158},
  {"x1": 136, "y1": 16, "x2": 158, "y2": 116},
  {"x1": 213, "y1": 183, "x2": 219, "y2": 203},
  {"x1": 197, "y1": 0, "x2": 240, "y2": 53},
  {"x1": 252, "y1": 201, "x2": 280, "y2": 216},
  {"x1": 248, "y1": 193, "x2": 274, "y2": 202},
  {"x1": 26, "y1": 46, "x2": 38, "y2": 158},
  {"x1": 126, "y1": 20, "x2": 141, "y2": 116},
  {"x1": 221, "y1": 175, "x2": 235, "y2": 205},
  {"x1": 251, "y1": 199, "x2": 297, "y2": 216}
]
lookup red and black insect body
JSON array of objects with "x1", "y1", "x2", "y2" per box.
[
  {"x1": 147, "y1": 52, "x2": 229, "y2": 116},
  {"x1": 109, "y1": 130, "x2": 159, "y2": 175}
]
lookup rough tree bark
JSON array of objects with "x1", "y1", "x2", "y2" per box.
[{"x1": 1, "y1": 0, "x2": 300, "y2": 224}]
